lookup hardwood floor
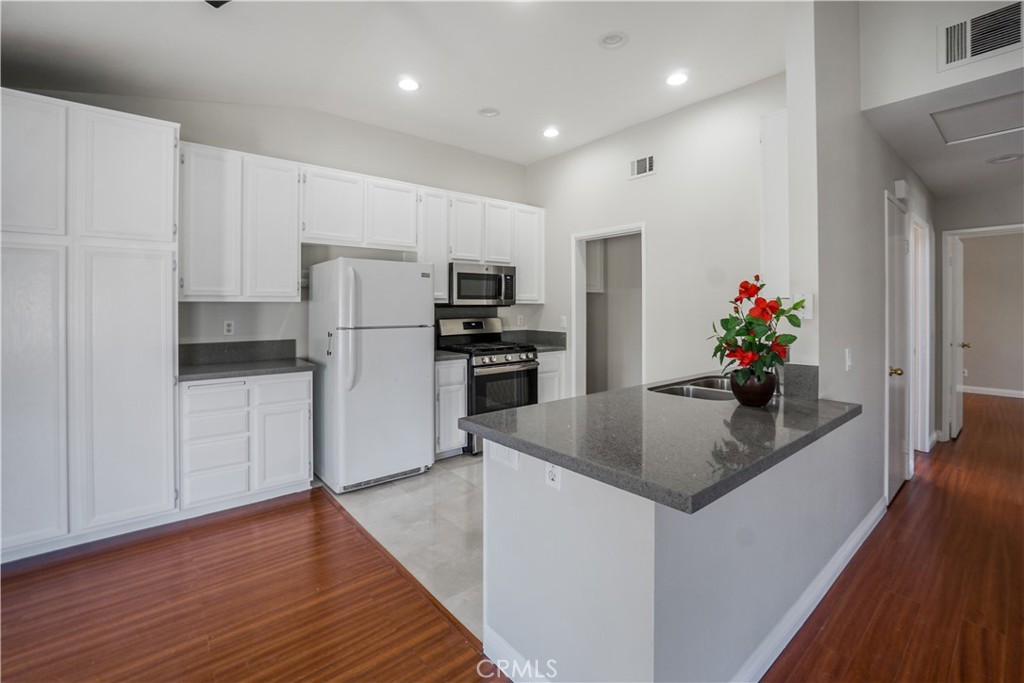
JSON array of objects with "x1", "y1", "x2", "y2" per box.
[
  {"x1": 763, "y1": 394, "x2": 1023, "y2": 683},
  {"x1": 1, "y1": 488, "x2": 506, "y2": 682}
]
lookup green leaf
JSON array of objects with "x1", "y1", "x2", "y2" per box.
[
  {"x1": 792, "y1": 299, "x2": 806, "y2": 310},
  {"x1": 775, "y1": 333, "x2": 797, "y2": 345},
  {"x1": 786, "y1": 314, "x2": 802, "y2": 328}
]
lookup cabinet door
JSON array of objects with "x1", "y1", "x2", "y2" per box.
[
  {"x1": 1, "y1": 243, "x2": 69, "y2": 548},
  {"x1": 68, "y1": 108, "x2": 177, "y2": 242},
  {"x1": 72, "y1": 246, "x2": 176, "y2": 530},
  {"x1": 435, "y1": 361, "x2": 468, "y2": 453},
  {"x1": 450, "y1": 194, "x2": 484, "y2": 261},
  {"x1": 418, "y1": 189, "x2": 450, "y2": 302},
  {"x1": 1, "y1": 91, "x2": 67, "y2": 235},
  {"x1": 483, "y1": 201, "x2": 514, "y2": 264},
  {"x1": 301, "y1": 166, "x2": 364, "y2": 245},
  {"x1": 538, "y1": 352, "x2": 565, "y2": 404},
  {"x1": 513, "y1": 205, "x2": 544, "y2": 303},
  {"x1": 365, "y1": 179, "x2": 418, "y2": 250},
  {"x1": 243, "y1": 156, "x2": 300, "y2": 300},
  {"x1": 180, "y1": 144, "x2": 243, "y2": 298},
  {"x1": 256, "y1": 402, "x2": 311, "y2": 490}
]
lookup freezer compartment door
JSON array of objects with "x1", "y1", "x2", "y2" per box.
[
  {"x1": 336, "y1": 257, "x2": 434, "y2": 329},
  {"x1": 334, "y1": 326, "x2": 434, "y2": 488}
]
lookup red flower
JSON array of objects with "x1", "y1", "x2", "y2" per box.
[
  {"x1": 735, "y1": 280, "x2": 761, "y2": 301},
  {"x1": 749, "y1": 297, "x2": 780, "y2": 322},
  {"x1": 770, "y1": 339, "x2": 788, "y2": 360},
  {"x1": 726, "y1": 348, "x2": 759, "y2": 367}
]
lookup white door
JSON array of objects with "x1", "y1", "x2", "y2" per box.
[
  {"x1": 1, "y1": 91, "x2": 67, "y2": 235},
  {"x1": 365, "y1": 179, "x2": 418, "y2": 250},
  {"x1": 180, "y1": 144, "x2": 243, "y2": 298},
  {"x1": 301, "y1": 166, "x2": 364, "y2": 245},
  {"x1": 336, "y1": 258, "x2": 434, "y2": 328},
  {"x1": 72, "y1": 246, "x2": 177, "y2": 529},
  {"x1": 243, "y1": 156, "x2": 300, "y2": 300},
  {"x1": 483, "y1": 201, "x2": 514, "y2": 264},
  {"x1": 885, "y1": 195, "x2": 911, "y2": 504},
  {"x1": 1, "y1": 243, "x2": 69, "y2": 548},
  {"x1": 256, "y1": 402, "x2": 311, "y2": 490},
  {"x1": 418, "y1": 189, "x2": 450, "y2": 302},
  {"x1": 68, "y1": 108, "x2": 177, "y2": 242},
  {"x1": 514, "y1": 205, "x2": 544, "y2": 302},
  {"x1": 450, "y1": 194, "x2": 484, "y2": 261},
  {"x1": 950, "y1": 237, "x2": 965, "y2": 439},
  {"x1": 336, "y1": 327, "x2": 434, "y2": 487},
  {"x1": 435, "y1": 361, "x2": 468, "y2": 452}
]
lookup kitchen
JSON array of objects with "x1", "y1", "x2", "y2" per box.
[{"x1": 2, "y1": 2, "x2": 1023, "y2": 682}]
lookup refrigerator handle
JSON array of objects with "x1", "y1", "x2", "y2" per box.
[
  {"x1": 326, "y1": 331, "x2": 333, "y2": 356},
  {"x1": 345, "y1": 332, "x2": 357, "y2": 391},
  {"x1": 347, "y1": 267, "x2": 357, "y2": 329}
]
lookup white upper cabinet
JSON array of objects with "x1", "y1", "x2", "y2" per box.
[
  {"x1": 450, "y1": 194, "x2": 485, "y2": 261},
  {"x1": 483, "y1": 201, "x2": 514, "y2": 264},
  {"x1": 1, "y1": 91, "x2": 67, "y2": 236},
  {"x1": 180, "y1": 144, "x2": 243, "y2": 298},
  {"x1": 68, "y1": 107, "x2": 177, "y2": 242},
  {"x1": 72, "y1": 246, "x2": 176, "y2": 531},
  {"x1": 300, "y1": 166, "x2": 364, "y2": 246},
  {"x1": 417, "y1": 189, "x2": 450, "y2": 302},
  {"x1": 513, "y1": 205, "x2": 544, "y2": 303},
  {"x1": 243, "y1": 155, "x2": 301, "y2": 300},
  {"x1": 365, "y1": 179, "x2": 418, "y2": 250}
]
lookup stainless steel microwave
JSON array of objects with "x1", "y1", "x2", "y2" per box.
[{"x1": 448, "y1": 263, "x2": 516, "y2": 307}]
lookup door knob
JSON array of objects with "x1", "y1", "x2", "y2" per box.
[
  {"x1": 888, "y1": 367, "x2": 904, "y2": 377},
  {"x1": 959, "y1": 342, "x2": 972, "y2": 349}
]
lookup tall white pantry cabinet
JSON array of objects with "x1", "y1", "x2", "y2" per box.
[{"x1": 1, "y1": 89, "x2": 179, "y2": 556}]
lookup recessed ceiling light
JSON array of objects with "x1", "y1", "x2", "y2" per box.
[
  {"x1": 543, "y1": 127, "x2": 560, "y2": 138},
  {"x1": 398, "y1": 76, "x2": 420, "y2": 92},
  {"x1": 666, "y1": 72, "x2": 689, "y2": 86},
  {"x1": 986, "y1": 153, "x2": 1023, "y2": 164},
  {"x1": 478, "y1": 107, "x2": 501, "y2": 118},
  {"x1": 598, "y1": 31, "x2": 629, "y2": 50}
]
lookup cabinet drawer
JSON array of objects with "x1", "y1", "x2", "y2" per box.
[
  {"x1": 184, "y1": 410, "x2": 248, "y2": 441},
  {"x1": 183, "y1": 436, "x2": 250, "y2": 473},
  {"x1": 256, "y1": 376, "x2": 311, "y2": 405},
  {"x1": 436, "y1": 362, "x2": 467, "y2": 386},
  {"x1": 183, "y1": 466, "x2": 250, "y2": 508},
  {"x1": 184, "y1": 383, "x2": 250, "y2": 413}
]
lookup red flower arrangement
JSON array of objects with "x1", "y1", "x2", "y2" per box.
[{"x1": 711, "y1": 275, "x2": 805, "y2": 385}]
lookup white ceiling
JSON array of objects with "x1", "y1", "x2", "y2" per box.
[{"x1": 0, "y1": 1, "x2": 790, "y2": 166}]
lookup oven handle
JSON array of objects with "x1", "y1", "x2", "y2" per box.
[{"x1": 474, "y1": 361, "x2": 539, "y2": 376}]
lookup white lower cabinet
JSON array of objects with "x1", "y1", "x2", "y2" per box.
[
  {"x1": 435, "y1": 360, "x2": 468, "y2": 456},
  {"x1": 538, "y1": 351, "x2": 566, "y2": 404},
  {"x1": 180, "y1": 373, "x2": 312, "y2": 509}
]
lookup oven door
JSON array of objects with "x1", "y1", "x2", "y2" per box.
[{"x1": 469, "y1": 361, "x2": 539, "y2": 415}]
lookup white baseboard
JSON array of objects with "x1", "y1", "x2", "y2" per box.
[
  {"x1": 930, "y1": 431, "x2": 941, "y2": 449},
  {"x1": 961, "y1": 385, "x2": 1024, "y2": 399},
  {"x1": 731, "y1": 497, "x2": 887, "y2": 683},
  {"x1": 483, "y1": 626, "x2": 553, "y2": 682}
]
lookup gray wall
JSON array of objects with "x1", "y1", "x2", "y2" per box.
[
  {"x1": 962, "y1": 233, "x2": 1024, "y2": 393},
  {"x1": 586, "y1": 234, "x2": 642, "y2": 393}
]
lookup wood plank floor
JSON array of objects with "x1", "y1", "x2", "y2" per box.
[
  {"x1": 763, "y1": 393, "x2": 1024, "y2": 683},
  {"x1": 1, "y1": 488, "x2": 506, "y2": 682}
]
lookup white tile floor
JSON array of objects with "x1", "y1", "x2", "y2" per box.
[{"x1": 317, "y1": 454, "x2": 484, "y2": 639}]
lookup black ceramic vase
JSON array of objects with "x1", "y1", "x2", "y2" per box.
[{"x1": 730, "y1": 371, "x2": 777, "y2": 407}]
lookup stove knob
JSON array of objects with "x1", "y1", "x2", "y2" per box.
[
  {"x1": 519, "y1": 353, "x2": 527, "y2": 360},
  {"x1": 489, "y1": 356, "x2": 497, "y2": 363},
  {"x1": 505, "y1": 354, "x2": 512, "y2": 361}
]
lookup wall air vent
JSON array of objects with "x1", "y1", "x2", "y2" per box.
[
  {"x1": 939, "y1": 2, "x2": 1021, "y2": 71},
  {"x1": 629, "y1": 155, "x2": 655, "y2": 180}
]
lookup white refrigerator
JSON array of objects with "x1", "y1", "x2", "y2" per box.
[{"x1": 308, "y1": 257, "x2": 435, "y2": 492}]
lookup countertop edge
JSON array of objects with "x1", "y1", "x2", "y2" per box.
[{"x1": 178, "y1": 360, "x2": 316, "y2": 382}]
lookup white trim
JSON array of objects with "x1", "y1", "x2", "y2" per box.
[
  {"x1": 961, "y1": 385, "x2": 1024, "y2": 399},
  {"x1": 733, "y1": 497, "x2": 887, "y2": 683},
  {"x1": 569, "y1": 223, "x2": 646, "y2": 397},
  {"x1": 930, "y1": 431, "x2": 940, "y2": 450},
  {"x1": 909, "y1": 213, "x2": 933, "y2": 455},
  {"x1": 483, "y1": 625, "x2": 553, "y2": 683}
]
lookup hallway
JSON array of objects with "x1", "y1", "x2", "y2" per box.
[{"x1": 764, "y1": 393, "x2": 1023, "y2": 682}]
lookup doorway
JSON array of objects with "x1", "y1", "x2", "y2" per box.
[
  {"x1": 585, "y1": 235, "x2": 642, "y2": 394},
  {"x1": 569, "y1": 223, "x2": 646, "y2": 396}
]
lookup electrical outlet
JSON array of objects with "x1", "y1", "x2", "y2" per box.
[
  {"x1": 545, "y1": 463, "x2": 561, "y2": 490},
  {"x1": 223, "y1": 320, "x2": 235, "y2": 336},
  {"x1": 516, "y1": 315, "x2": 524, "y2": 326},
  {"x1": 962, "y1": 368, "x2": 968, "y2": 378},
  {"x1": 560, "y1": 315, "x2": 567, "y2": 329}
]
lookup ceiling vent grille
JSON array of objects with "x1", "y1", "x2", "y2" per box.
[
  {"x1": 939, "y1": 2, "x2": 1021, "y2": 71},
  {"x1": 629, "y1": 155, "x2": 655, "y2": 180}
]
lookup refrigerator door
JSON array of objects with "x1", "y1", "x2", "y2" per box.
[
  {"x1": 335, "y1": 257, "x2": 434, "y2": 329},
  {"x1": 333, "y1": 326, "x2": 434, "y2": 489}
]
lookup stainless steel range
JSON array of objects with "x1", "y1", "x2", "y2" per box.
[{"x1": 437, "y1": 318, "x2": 538, "y2": 452}]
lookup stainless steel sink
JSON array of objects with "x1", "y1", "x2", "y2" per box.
[{"x1": 648, "y1": 376, "x2": 734, "y2": 401}]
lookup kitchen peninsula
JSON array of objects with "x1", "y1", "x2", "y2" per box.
[{"x1": 461, "y1": 374, "x2": 866, "y2": 682}]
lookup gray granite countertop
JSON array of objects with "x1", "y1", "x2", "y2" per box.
[
  {"x1": 178, "y1": 358, "x2": 316, "y2": 381},
  {"x1": 459, "y1": 372, "x2": 861, "y2": 514},
  {"x1": 534, "y1": 344, "x2": 567, "y2": 353},
  {"x1": 435, "y1": 349, "x2": 469, "y2": 362}
]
